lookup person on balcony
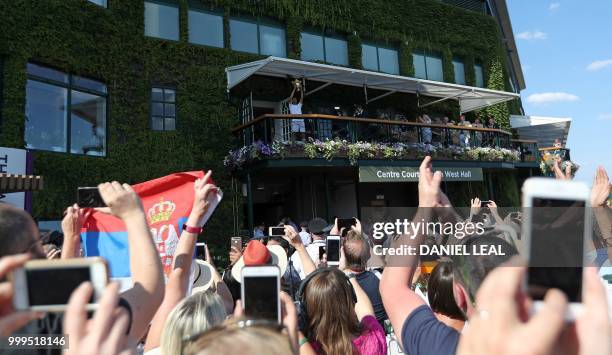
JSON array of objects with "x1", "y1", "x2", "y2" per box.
[
  {"x1": 485, "y1": 116, "x2": 498, "y2": 146},
  {"x1": 418, "y1": 114, "x2": 433, "y2": 144},
  {"x1": 288, "y1": 79, "x2": 305, "y2": 141},
  {"x1": 553, "y1": 138, "x2": 562, "y2": 148},
  {"x1": 473, "y1": 118, "x2": 484, "y2": 147},
  {"x1": 458, "y1": 114, "x2": 471, "y2": 147}
]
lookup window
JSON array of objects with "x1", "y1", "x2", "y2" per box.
[
  {"x1": 453, "y1": 58, "x2": 466, "y2": 85},
  {"x1": 361, "y1": 44, "x2": 399, "y2": 74},
  {"x1": 150, "y1": 87, "x2": 176, "y2": 131},
  {"x1": 144, "y1": 1, "x2": 179, "y2": 41},
  {"x1": 87, "y1": 0, "x2": 107, "y2": 7},
  {"x1": 230, "y1": 18, "x2": 286, "y2": 57},
  {"x1": 300, "y1": 32, "x2": 348, "y2": 66},
  {"x1": 474, "y1": 63, "x2": 485, "y2": 87},
  {"x1": 25, "y1": 63, "x2": 107, "y2": 156},
  {"x1": 412, "y1": 51, "x2": 443, "y2": 81},
  {"x1": 188, "y1": 9, "x2": 223, "y2": 47}
]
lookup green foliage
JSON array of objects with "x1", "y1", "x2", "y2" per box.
[
  {"x1": 0, "y1": 0, "x2": 516, "y2": 252},
  {"x1": 442, "y1": 46, "x2": 455, "y2": 83},
  {"x1": 484, "y1": 58, "x2": 511, "y2": 129}
]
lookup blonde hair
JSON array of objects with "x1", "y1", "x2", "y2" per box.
[
  {"x1": 183, "y1": 318, "x2": 294, "y2": 355},
  {"x1": 160, "y1": 290, "x2": 227, "y2": 355}
]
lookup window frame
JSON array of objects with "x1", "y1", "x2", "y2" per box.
[
  {"x1": 87, "y1": 0, "x2": 107, "y2": 8},
  {"x1": 149, "y1": 86, "x2": 177, "y2": 131},
  {"x1": 300, "y1": 28, "x2": 348, "y2": 66},
  {"x1": 187, "y1": 6, "x2": 224, "y2": 48},
  {"x1": 144, "y1": 0, "x2": 180, "y2": 42},
  {"x1": 25, "y1": 63, "x2": 108, "y2": 157},
  {"x1": 474, "y1": 62, "x2": 485, "y2": 88},
  {"x1": 413, "y1": 50, "x2": 444, "y2": 81},
  {"x1": 229, "y1": 16, "x2": 287, "y2": 57},
  {"x1": 361, "y1": 41, "x2": 399, "y2": 74},
  {"x1": 452, "y1": 57, "x2": 466, "y2": 85}
]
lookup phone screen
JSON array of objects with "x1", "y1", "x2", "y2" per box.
[
  {"x1": 318, "y1": 246, "x2": 326, "y2": 260},
  {"x1": 77, "y1": 187, "x2": 105, "y2": 208},
  {"x1": 269, "y1": 227, "x2": 285, "y2": 237},
  {"x1": 196, "y1": 243, "x2": 206, "y2": 261},
  {"x1": 243, "y1": 276, "x2": 279, "y2": 321},
  {"x1": 528, "y1": 198, "x2": 585, "y2": 302},
  {"x1": 231, "y1": 237, "x2": 242, "y2": 250},
  {"x1": 327, "y1": 238, "x2": 340, "y2": 262},
  {"x1": 337, "y1": 218, "x2": 356, "y2": 237},
  {"x1": 27, "y1": 267, "x2": 92, "y2": 306}
]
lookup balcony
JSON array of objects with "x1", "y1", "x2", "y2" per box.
[{"x1": 225, "y1": 114, "x2": 539, "y2": 171}]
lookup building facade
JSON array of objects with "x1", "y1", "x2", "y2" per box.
[{"x1": 0, "y1": 0, "x2": 533, "y2": 242}]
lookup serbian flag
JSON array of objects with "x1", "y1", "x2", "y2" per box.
[{"x1": 80, "y1": 171, "x2": 220, "y2": 278}]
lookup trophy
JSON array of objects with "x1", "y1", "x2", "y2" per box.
[{"x1": 293, "y1": 79, "x2": 301, "y2": 91}]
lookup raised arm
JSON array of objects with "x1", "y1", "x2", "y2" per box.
[
  {"x1": 144, "y1": 172, "x2": 218, "y2": 351},
  {"x1": 98, "y1": 182, "x2": 164, "y2": 344},
  {"x1": 283, "y1": 225, "x2": 316, "y2": 276},
  {"x1": 380, "y1": 156, "x2": 446, "y2": 336},
  {"x1": 60, "y1": 204, "x2": 88, "y2": 259},
  {"x1": 205, "y1": 244, "x2": 234, "y2": 314},
  {"x1": 487, "y1": 200, "x2": 504, "y2": 224},
  {"x1": 591, "y1": 166, "x2": 612, "y2": 261},
  {"x1": 349, "y1": 275, "x2": 374, "y2": 321}
]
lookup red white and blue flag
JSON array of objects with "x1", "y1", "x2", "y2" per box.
[{"x1": 80, "y1": 171, "x2": 217, "y2": 278}]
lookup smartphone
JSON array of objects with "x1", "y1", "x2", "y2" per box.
[
  {"x1": 480, "y1": 200, "x2": 492, "y2": 205},
  {"x1": 241, "y1": 266, "x2": 281, "y2": 323},
  {"x1": 337, "y1": 218, "x2": 356, "y2": 237},
  {"x1": 326, "y1": 235, "x2": 341, "y2": 266},
  {"x1": 77, "y1": 187, "x2": 106, "y2": 208},
  {"x1": 12, "y1": 257, "x2": 108, "y2": 312},
  {"x1": 231, "y1": 237, "x2": 242, "y2": 251},
  {"x1": 318, "y1": 245, "x2": 326, "y2": 260},
  {"x1": 522, "y1": 177, "x2": 591, "y2": 321},
  {"x1": 269, "y1": 227, "x2": 285, "y2": 237},
  {"x1": 196, "y1": 242, "x2": 206, "y2": 262}
]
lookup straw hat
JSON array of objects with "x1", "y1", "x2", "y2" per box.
[
  {"x1": 191, "y1": 259, "x2": 215, "y2": 294},
  {"x1": 231, "y1": 240, "x2": 287, "y2": 282}
]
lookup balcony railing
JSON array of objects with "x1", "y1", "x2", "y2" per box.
[{"x1": 228, "y1": 114, "x2": 539, "y2": 166}]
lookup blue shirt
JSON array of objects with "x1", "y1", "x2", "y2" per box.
[{"x1": 401, "y1": 305, "x2": 459, "y2": 355}]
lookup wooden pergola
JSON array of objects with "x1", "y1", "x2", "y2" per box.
[{"x1": 0, "y1": 173, "x2": 44, "y2": 193}]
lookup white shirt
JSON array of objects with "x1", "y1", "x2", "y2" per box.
[
  {"x1": 291, "y1": 239, "x2": 325, "y2": 279},
  {"x1": 299, "y1": 230, "x2": 311, "y2": 247},
  {"x1": 289, "y1": 103, "x2": 302, "y2": 115}
]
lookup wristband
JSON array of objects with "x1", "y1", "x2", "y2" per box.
[
  {"x1": 299, "y1": 337, "x2": 309, "y2": 347},
  {"x1": 183, "y1": 224, "x2": 203, "y2": 234}
]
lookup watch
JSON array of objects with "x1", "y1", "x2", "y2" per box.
[
  {"x1": 345, "y1": 272, "x2": 356, "y2": 280},
  {"x1": 182, "y1": 224, "x2": 203, "y2": 234}
]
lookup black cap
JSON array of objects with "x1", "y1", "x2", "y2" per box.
[{"x1": 308, "y1": 217, "x2": 328, "y2": 235}]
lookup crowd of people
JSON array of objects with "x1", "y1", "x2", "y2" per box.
[{"x1": 0, "y1": 157, "x2": 610, "y2": 355}]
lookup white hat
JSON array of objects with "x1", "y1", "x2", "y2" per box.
[
  {"x1": 231, "y1": 242, "x2": 287, "y2": 282},
  {"x1": 191, "y1": 259, "x2": 215, "y2": 294}
]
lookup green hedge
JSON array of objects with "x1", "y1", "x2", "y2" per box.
[{"x1": 0, "y1": 0, "x2": 518, "y2": 251}]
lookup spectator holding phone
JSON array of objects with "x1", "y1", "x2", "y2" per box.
[{"x1": 289, "y1": 218, "x2": 328, "y2": 279}]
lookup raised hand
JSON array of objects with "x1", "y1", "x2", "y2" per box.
[
  {"x1": 190, "y1": 171, "x2": 219, "y2": 226},
  {"x1": 591, "y1": 166, "x2": 610, "y2": 207},
  {"x1": 97, "y1": 182, "x2": 144, "y2": 221},
  {"x1": 282, "y1": 225, "x2": 303, "y2": 249},
  {"x1": 418, "y1": 156, "x2": 444, "y2": 208},
  {"x1": 61, "y1": 204, "x2": 89, "y2": 238}
]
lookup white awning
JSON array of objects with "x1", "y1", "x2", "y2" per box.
[
  {"x1": 226, "y1": 56, "x2": 519, "y2": 113},
  {"x1": 510, "y1": 115, "x2": 571, "y2": 147}
]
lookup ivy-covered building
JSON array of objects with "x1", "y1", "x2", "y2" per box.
[{"x1": 0, "y1": 0, "x2": 534, "y2": 243}]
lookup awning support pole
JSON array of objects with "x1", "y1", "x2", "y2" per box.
[
  {"x1": 304, "y1": 82, "x2": 333, "y2": 97},
  {"x1": 363, "y1": 85, "x2": 368, "y2": 104},
  {"x1": 418, "y1": 90, "x2": 468, "y2": 109},
  {"x1": 367, "y1": 90, "x2": 397, "y2": 104}
]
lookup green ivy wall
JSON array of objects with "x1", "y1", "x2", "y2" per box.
[{"x1": 0, "y1": 0, "x2": 520, "y2": 248}]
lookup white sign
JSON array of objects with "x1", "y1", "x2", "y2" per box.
[{"x1": 0, "y1": 147, "x2": 27, "y2": 208}]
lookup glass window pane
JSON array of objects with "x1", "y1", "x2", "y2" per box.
[
  {"x1": 361, "y1": 44, "x2": 378, "y2": 71},
  {"x1": 164, "y1": 88, "x2": 175, "y2": 102},
  {"x1": 324, "y1": 37, "x2": 348, "y2": 66},
  {"x1": 378, "y1": 48, "x2": 399, "y2": 74},
  {"x1": 230, "y1": 19, "x2": 258, "y2": 54},
  {"x1": 453, "y1": 59, "x2": 466, "y2": 85},
  {"x1": 26, "y1": 63, "x2": 68, "y2": 83},
  {"x1": 25, "y1": 80, "x2": 68, "y2": 152},
  {"x1": 260, "y1": 25, "x2": 286, "y2": 57},
  {"x1": 152, "y1": 102, "x2": 164, "y2": 116},
  {"x1": 412, "y1": 53, "x2": 427, "y2": 79},
  {"x1": 300, "y1": 32, "x2": 324, "y2": 62},
  {"x1": 70, "y1": 90, "x2": 106, "y2": 156},
  {"x1": 188, "y1": 10, "x2": 224, "y2": 48},
  {"x1": 144, "y1": 1, "x2": 179, "y2": 41},
  {"x1": 152, "y1": 87, "x2": 164, "y2": 101},
  {"x1": 73, "y1": 76, "x2": 107, "y2": 93},
  {"x1": 87, "y1": 0, "x2": 107, "y2": 7},
  {"x1": 151, "y1": 116, "x2": 164, "y2": 130},
  {"x1": 164, "y1": 117, "x2": 176, "y2": 131},
  {"x1": 474, "y1": 64, "x2": 485, "y2": 87},
  {"x1": 164, "y1": 103, "x2": 175, "y2": 117},
  {"x1": 425, "y1": 55, "x2": 443, "y2": 81}
]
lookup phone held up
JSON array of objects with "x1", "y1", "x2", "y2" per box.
[
  {"x1": 521, "y1": 177, "x2": 591, "y2": 322},
  {"x1": 268, "y1": 227, "x2": 285, "y2": 237},
  {"x1": 326, "y1": 235, "x2": 341, "y2": 267},
  {"x1": 241, "y1": 266, "x2": 281, "y2": 323},
  {"x1": 12, "y1": 257, "x2": 109, "y2": 312}
]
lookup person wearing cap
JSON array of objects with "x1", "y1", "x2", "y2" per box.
[{"x1": 290, "y1": 217, "x2": 328, "y2": 280}]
